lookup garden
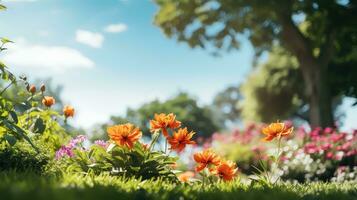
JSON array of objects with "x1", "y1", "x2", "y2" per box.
[{"x1": 1, "y1": 1, "x2": 357, "y2": 200}]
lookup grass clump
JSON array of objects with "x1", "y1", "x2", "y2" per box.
[{"x1": 0, "y1": 172, "x2": 356, "y2": 200}]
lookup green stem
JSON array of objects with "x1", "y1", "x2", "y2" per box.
[
  {"x1": 0, "y1": 81, "x2": 13, "y2": 96},
  {"x1": 277, "y1": 136, "x2": 282, "y2": 163},
  {"x1": 164, "y1": 139, "x2": 168, "y2": 154},
  {"x1": 149, "y1": 133, "x2": 160, "y2": 152},
  {"x1": 273, "y1": 136, "x2": 283, "y2": 185}
]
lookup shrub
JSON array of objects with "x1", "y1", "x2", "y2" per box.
[
  {"x1": 201, "y1": 123, "x2": 269, "y2": 174},
  {"x1": 0, "y1": 142, "x2": 49, "y2": 174},
  {"x1": 278, "y1": 127, "x2": 357, "y2": 182}
]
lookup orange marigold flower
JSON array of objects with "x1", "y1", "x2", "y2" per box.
[
  {"x1": 193, "y1": 149, "x2": 221, "y2": 172},
  {"x1": 261, "y1": 122, "x2": 293, "y2": 141},
  {"x1": 150, "y1": 113, "x2": 181, "y2": 137},
  {"x1": 212, "y1": 160, "x2": 238, "y2": 181},
  {"x1": 42, "y1": 96, "x2": 55, "y2": 107},
  {"x1": 168, "y1": 127, "x2": 195, "y2": 152},
  {"x1": 178, "y1": 171, "x2": 195, "y2": 182},
  {"x1": 107, "y1": 123, "x2": 142, "y2": 149},
  {"x1": 63, "y1": 105, "x2": 75, "y2": 118}
]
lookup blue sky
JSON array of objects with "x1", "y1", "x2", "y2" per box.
[{"x1": 0, "y1": 0, "x2": 356, "y2": 130}]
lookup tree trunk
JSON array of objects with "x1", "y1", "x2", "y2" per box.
[
  {"x1": 301, "y1": 62, "x2": 334, "y2": 128},
  {"x1": 278, "y1": 14, "x2": 335, "y2": 128}
]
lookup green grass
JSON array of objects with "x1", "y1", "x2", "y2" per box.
[{"x1": 0, "y1": 172, "x2": 356, "y2": 200}]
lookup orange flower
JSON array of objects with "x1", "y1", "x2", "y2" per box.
[
  {"x1": 29, "y1": 85, "x2": 36, "y2": 94},
  {"x1": 150, "y1": 113, "x2": 181, "y2": 137},
  {"x1": 261, "y1": 122, "x2": 293, "y2": 141},
  {"x1": 168, "y1": 127, "x2": 195, "y2": 152},
  {"x1": 42, "y1": 96, "x2": 55, "y2": 107},
  {"x1": 212, "y1": 160, "x2": 238, "y2": 181},
  {"x1": 178, "y1": 171, "x2": 195, "y2": 182},
  {"x1": 193, "y1": 149, "x2": 221, "y2": 172},
  {"x1": 63, "y1": 105, "x2": 75, "y2": 118},
  {"x1": 107, "y1": 123, "x2": 142, "y2": 149}
]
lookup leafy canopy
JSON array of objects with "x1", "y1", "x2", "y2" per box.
[{"x1": 93, "y1": 93, "x2": 220, "y2": 140}]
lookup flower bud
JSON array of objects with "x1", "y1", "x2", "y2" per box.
[
  {"x1": 40, "y1": 84, "x2": 46, "y2": 92},
  {"x1": 29, "y1": 85, "x2": 36, "y2": 94},
  {"x1": 42, "y1": 96, "x2": 55, "y2": 107}
]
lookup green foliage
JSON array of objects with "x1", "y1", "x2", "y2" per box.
[
  {"x1": 93, "y1": 93, "x2": 220, "y2": 140},
  {"x1": 0, "y1": 35, "x2": 71, "y2": 174},
  {"x1": 58, "y1": 137, "x2": 178, "y2": 182},
  {"x1": 0, "y1": 4, "x2": 6, "y2": 11},
  {"x1": 240, "y1": 46, "x2": 305, "y2": 122},
  {"x1": 0, "y1": 142, "x2": 50, "y2": 174},
  {"x1": 0, "y1": 171, "x2": 356, "y2": 200},
  {"x1": 154, "y1": 0, "x2": 357, "y2": 127},
  {"x1": 212, "y1": 85, "x2": 241, "y2": 124}
]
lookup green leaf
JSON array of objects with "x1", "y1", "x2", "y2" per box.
[
  {"x1": 1, "y1": 37, "x2": 13, "y2": 44},
  {"x1": 4, "y1": 134, "x2": 17, "y2": 146},
  {"x1": 8, "y1": 111, "x2": 18, "y2": 124},
  {"x1": 0, "y1": 4, "x2": 6, "y2": 11},
  {"x1": 1, "y1": 117, "x2": 39, "y2": 152},
  {"x1": 33, "y1": 117, "x2": 46, "y2": 134},
  {"x1": 0, "y1": 61, "x2": 6, "y2": 69}
]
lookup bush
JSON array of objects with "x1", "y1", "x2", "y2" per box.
[
  {"x1": 279, "y1": 127, "x2": 357, "y2": 182},
  {"x1": 0, "y1": 143, "x2": 49, "y2": 174},
  {"x1": 201, "y1": 123, "x2": 269, "y2": 174}
]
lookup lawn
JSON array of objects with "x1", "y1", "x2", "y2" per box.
[{"x1": 1, "y1": 172, "x2": 356, "y2": 200}]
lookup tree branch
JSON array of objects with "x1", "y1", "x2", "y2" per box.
[{"x1": 276, "y1": 11, "x2": 316, "y2": 71}]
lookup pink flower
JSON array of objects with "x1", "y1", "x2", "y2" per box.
[
  {"x1": 326, "y1": 152, "x2": 334, "y2": 159},
  {"x1": 323, "y1": 127, "x2": 334, "y2": 134},
  {"x1": 55, "y1": 146, "x2": 74, "y2": 159},
  {"x1": 341, "y1": 141, "x2": 352, "y2": 151},
  {"x1": 68, "y1": 135, "x2": 87, "y2": 148},
  {"x1": 304, "y1": 143, "x2": 319, "y2": 154},
  {"x1": 346, "y1": 149, "x2": 357, "y2": 157},
  {"x1": 94, "y1": 140, "x2": 108, "y2": 148},
  {"x1": 321, "y1": 143, "x2": 332, "y2": 151}
]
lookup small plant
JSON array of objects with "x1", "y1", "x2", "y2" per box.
[
  {"x1": 250, "y1": 121, "x2": 293, "y2": 185},
  {"x1": 0, "y1": 35, "x2": 74, "y2": 173},
  {"x1": 56, "y1": 113, "x2": 195, "y2": 181}
]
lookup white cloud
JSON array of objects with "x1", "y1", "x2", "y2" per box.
[
  {"x1": 37, "y1": 30, "x2": 50, "y2": 37},
  {"x1": 75, "y1": 29, "x2": 104, "y2": 48},
  {"x1": 104, "y1": 23, "x2": 128, "y2": 33},
  {"x1": 1, "y1": 38, "x2": 94, "y2": 74}
]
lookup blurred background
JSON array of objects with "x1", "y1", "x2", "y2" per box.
[{"x1": 0, "y1": 0, "x2": 356, "y2": 140}]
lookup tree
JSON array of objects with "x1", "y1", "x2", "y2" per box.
[
  {"x1": 92, "y1": 92, "x2": 221, "y2": 140},
  {"x1": 211, "y1": 85, "x2": 241, "y2": 125},
  {"x1": 241, "y1": 46, "x2": 306, "y2": 122},
  {"x1": 240, "y1": 45, "x2": 349, "y2": 125},
  {"x1": 154, "y1": 0, "x2": 357, "y2": 127}
]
